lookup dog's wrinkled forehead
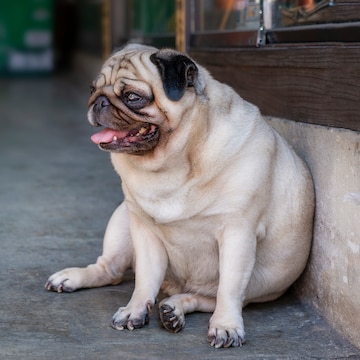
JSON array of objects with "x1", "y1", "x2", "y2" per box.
[
  {"x1": 91, "y1": 44, "x2": 203, "y2": 102},
  {"x1": 91, "y1": 45, "x2": 159, "y2": 98}
]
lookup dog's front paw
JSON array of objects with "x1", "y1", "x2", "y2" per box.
[
  {"x1": 45, "y1": 268, "x2": 84, "y2": 293},
  {"x1": 111, "y1": 301, "x2": 152, "y2": 331},
  {"x1": 208, "y1": 326, "x2": 244, "y2": 348},
  {"x1": 159, "y1": 303, "x2": 185, "y2": 333},
  {"x1": 208, "y1": 314, "x2": 245, "y2": 348}
]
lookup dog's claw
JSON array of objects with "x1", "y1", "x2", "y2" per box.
[
  {"x1": 45, "y1": 269, "x2": 79, "y2": 293},
  {"x1": 111, "y1": 307, "x2": 150, "y2": 332},
  {"x1": 146, "y1": 301, "x2": 153, "y2": 313},
  {"x1": 45, "y1": 280, "x2": 64, "y2": 293},
  {"x1": 208, "y1": 328, "x2": 243, "y2": 348},
  {"x1": 127, "y1": 321, "x2": 134, "y2": 331},
  {"x1": 112, "y1": 321, "x2": 124, "y2": 331}
]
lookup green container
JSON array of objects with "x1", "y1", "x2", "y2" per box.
[{"x1": 0, "y1": 0, "x2": 53, "y2": 75}]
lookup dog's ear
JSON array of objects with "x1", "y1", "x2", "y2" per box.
[{"x1": 150, "y1": 51, "x2": 198, "y2": 101}]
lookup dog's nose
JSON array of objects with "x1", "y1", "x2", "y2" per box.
[{"x1": 94, "y1": 95, "x2": 110, "y2": 113}]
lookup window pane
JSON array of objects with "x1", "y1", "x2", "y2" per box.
[
  {"x1": 266, "y1": 0, "x2": 360, "y2": 29},
  {"x1": 191, "y1": 0, "x2": 262, "y2": 47},
  {"x1": 193, "y1": 0, "x2": 261, "y2": 32},
  {"x1": 129, "y1": 0, "x2": 176, "y2": 47}
]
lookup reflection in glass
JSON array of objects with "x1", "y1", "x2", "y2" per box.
[
  {"x1": 193, "y1": 0, "x2": 261, "y2": 32},
  {"x1": 278, "y1": 0, "x2": 334, "y2": 27},
  {"x1": 194, "y1": 0, "x2": 360, "y2": 32},
  {"x1": 129, "y1": 0, "x2": 175, "y2": 46}
]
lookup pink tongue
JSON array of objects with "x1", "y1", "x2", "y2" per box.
[{"x1": 91, "y1": 128, "x2": 127, "y2": 144}]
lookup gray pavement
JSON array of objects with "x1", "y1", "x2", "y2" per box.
[{"x1": 1, "y1": 75, "x2": 359, "y2": 359}]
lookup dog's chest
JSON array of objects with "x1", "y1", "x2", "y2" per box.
[
  {"x1": 127, "y1": 179, "x2": 207, "y2": 224},
  {"x1": 158, "y1": 219, "x2": 222, "y2": 295},
  {"x1": 138, "y1": 193, "x2": 189, "y2": 224}
]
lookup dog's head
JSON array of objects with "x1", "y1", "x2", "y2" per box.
[{"x1": 88, "y1": 44, "x2": 206, "y2": 155}]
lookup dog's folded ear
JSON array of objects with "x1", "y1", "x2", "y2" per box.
[{"x1": 150, "y1": 51, "x2": 199, "y2": 101}]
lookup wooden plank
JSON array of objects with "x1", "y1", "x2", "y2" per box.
[{"x1": 191, "y1": 46, "x2": 360, "y2": 131}]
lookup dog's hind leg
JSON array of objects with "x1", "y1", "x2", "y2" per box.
[
  {"x1": 45, "y1": 202, "x2": 133, "y2": 293},
  {"x1": 159, "y1": 294, "x2": 216, "y2": 333}
]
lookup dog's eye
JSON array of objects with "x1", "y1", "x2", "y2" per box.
[
  {"x1": 123, "y1": 92, "x2": 148, "y2": 110},
  {"x1": 123, "y1": 91, "x2": 153, "y2": 110},
  {"x1": 90, "y1": 85, "x2": 96, "y2": 95},
  {"x1": 126, "y1": 92, "x2": 142, "y2": 102}
]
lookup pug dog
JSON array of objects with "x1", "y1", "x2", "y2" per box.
[{"x1": 46, "y1": 44, "x2": 314, "y2": 348}]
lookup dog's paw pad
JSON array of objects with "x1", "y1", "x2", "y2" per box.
[{"x1": 159, "y1": 304, "x2": 185, "y2": 333}]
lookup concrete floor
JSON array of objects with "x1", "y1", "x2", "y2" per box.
[{"x1": 1, "y1": 75, "x2": 359, "y2": 360}]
